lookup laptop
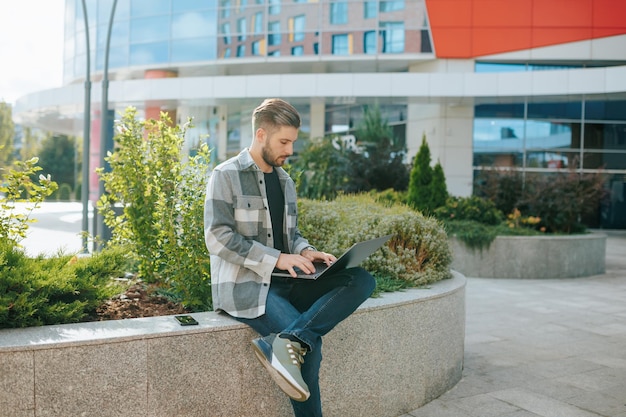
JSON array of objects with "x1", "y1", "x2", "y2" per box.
[{"x1": 272, "y1": 234, "x2": 393, "y2": 280}]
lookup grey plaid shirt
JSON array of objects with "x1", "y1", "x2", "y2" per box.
[{"x1": 204, "y1": 148, "x2": 312, "y2": 318}]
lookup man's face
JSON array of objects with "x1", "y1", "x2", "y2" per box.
[{"x1": 260, "y1": 125, "x2": 298, "y2": 168}]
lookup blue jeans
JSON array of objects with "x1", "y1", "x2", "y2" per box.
[{"x1": 235, "y1": 266, "x2": 376, "y2": 417}]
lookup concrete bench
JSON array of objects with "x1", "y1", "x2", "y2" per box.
[{"x1": 0, "y1": 272, "x2": 465, "y2": 417}]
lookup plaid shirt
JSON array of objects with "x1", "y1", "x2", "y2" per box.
[{"x1": 204, "y1": 148, "x2": 312, "y2": 318}]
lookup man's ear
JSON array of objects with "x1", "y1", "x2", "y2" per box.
[{"x1": 254, "y1": 127, "x2": 266, "y2": 144}]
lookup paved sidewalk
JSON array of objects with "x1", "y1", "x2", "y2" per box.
[{"x1": 402, "y1": 231, "x2": 626, "y2": 417}]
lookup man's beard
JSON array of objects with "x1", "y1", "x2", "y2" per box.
[{"x1": 261, "y1": 145, "x2": 285, "y2": 167}]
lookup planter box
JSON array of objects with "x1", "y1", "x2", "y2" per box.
[
  {"x1": 0, "y1": 272, "x2": 466, "y2": 417},
  {"x1": 450, "y1": 233, "x2": 607, "y2": 279}
]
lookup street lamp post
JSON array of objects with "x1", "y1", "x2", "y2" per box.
[
  {"x1": 80, "y1": 0, "x2": 91, "y2": 254},
  {"x1": 96, "y1": 0, "x2": 118, "y2": 249}
]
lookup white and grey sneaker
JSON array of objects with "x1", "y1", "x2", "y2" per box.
[{"x1": 251, "y1": 333, "x2": 310, "y2": 402}]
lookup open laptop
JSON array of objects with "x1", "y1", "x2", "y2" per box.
[{"x1": 272, "y1": 234, "x2": 393, "y2": 280}]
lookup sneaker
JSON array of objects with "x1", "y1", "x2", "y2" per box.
[{"x1": 251, "y1": 333, "x2": 310, "y2": 402}]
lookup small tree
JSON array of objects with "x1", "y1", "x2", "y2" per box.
[
  {"x1": 407, "y1": 134, "x2": 447, "y2": 214},
  {"x1": 97, "y1": 107, "x2": 212, "y2": 311}
]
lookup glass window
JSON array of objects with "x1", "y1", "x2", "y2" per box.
[
  {"x1": 222, "y1": 23, "x2": 231, "y2": 44},
  {"x1": 475, "y1": 103, "x2": 525, "y2": 118},
  {"x1": 364, "y1": 1, "x2": 377, "y2": 18},
  {"x1": 293, "y1": 15, "x2": 306, "y2": 42},
  {"x1": 237, "y1": 44, "x2": 246, "y2": 57},
  {"x1": 172, "y1": 37, "x2": 216, "y2": 62},
  {"x1": 268, "y1": 21, "x2": 281, "y2": 45},
  {"x1": 527, "y1": 101, "x2": 582, "y2": 119},
  {"x1": 268, "y1": 49, "x2": 281, "y2": 56},
  {"x1": 238, "y1": 17, "x2": 246, "y2": 41},
  {"x1": 330, "y1": 2, "x2": 348, "y2": 25},
  {"x1": 364, "y1": 31, "x2": 377, "y2": 54},
  {"x1": 223, "y1": 47, "x2": 231, "y2": 57},
  {"x1": 475, "y1": 62, "x2": 527, "y2": 73},
  {"x1": 130, "y1": 16, "x2": 170, "y2": 43},
  {"x1": 173, "y1": 0, "x2": 213, "y2": 12},
  {"x1": 332, "y1": 34, "x2": 350, "y2": 55},
  {"x1": 380, "y1": 22, "x2": 404, "y2": 53},
  {"x1": 172, "y1": 11, "x2": 215, "y2": 39},
  {"x1": 221, "y1": 0, "x2": 231, "y2": 18},
  {"x1": 252, "y1": 40, "x2": 262, "y2": 56},
  {"x1": 380, "y1": 0, "x2": 404, "y2": 12},
  {"x1": 584, "y1": 123, "x2": 626, "y2": 150},
  {"x1": 269, "y1": 0, "x2": 281, "y2": 15},
  {"x1": 585, "y1": 100, "x2": 626, "y2": 121},
  {"x1": 292, "y1": 45, "x2": 304, "y2": 55},
  {"x1": 130, "y1": 41, "x2": 169, "y2": 65},
  {"x1": 253, "y1": 12, "x2": 263, "y2": 34}
]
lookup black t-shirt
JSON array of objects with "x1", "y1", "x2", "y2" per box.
[{"x1": 264, "y1": 169, "x2": 286, "y2": 253}]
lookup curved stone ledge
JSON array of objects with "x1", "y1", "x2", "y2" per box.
[
  {"x1": 450, "y1": 233, "x2": 607, "y2": 279},
  {"x1": 0, "y1": 272, "x2": 466, "y2": 417}
]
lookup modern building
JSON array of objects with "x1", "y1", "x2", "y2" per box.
[{"x1": 13, "y1": 0, "x2": 626, "y2": 228}]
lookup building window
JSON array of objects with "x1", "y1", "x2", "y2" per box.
[
  {"x1": 332, "y1": 34, "x2": 350, "y2": 55},
  {"x1": 380, "y1": 22, "x2": 404, "y2": 53},
  {"x1": 364, "y1": 1, "x2": 377, "y2": 18},
  {"x1": 313, "y1": 42, "x2": 319, "y2": 54},
  {"x1": 252, "y1": 40, "x2": 262, "y2": 55},
  {"x1": 380, "y1": 0, "x2": 404, "y2": 12},
  {"x1": 330, "y1": 2, "x2": 348, "y2": 24},
  {"x1": 253, "y1": 12, "x2": 263, "y2": 34},
  {"x1": 293, "y1": 15, "x2": 306, "y2": 42},
  {"x1": 269, "y1": 0, "x2": 281, "y2": 15},
  {"x1": 292, "y1": 45, "x2": 304, "y2": 55},
  {"x1": 364, "y1": 31, "x2": 377, "y2": 54},
  {"x1": 268, "y1": 21, "x2": 281, "y2": 46},
  {"x1": 223, "y1": 47, "x2": 231, "y2": 58},
  {"x1": 237, "y1": 44, "x2": 246, "y2": 57},
  {"x1": 221, "y1": 23, "x2": 231, "y2": 44},
  {"x1": 221, "y1": 0, "x2": 231, "y2": 18},
  {"x1": 268, "y1": 49, "x2": 281, "y2": 56},
  {"x1": 238, "y1": 18, "x2": 246, "y2": 41}
]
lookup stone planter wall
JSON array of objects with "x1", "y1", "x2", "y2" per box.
[
  {"x1": 450, "y1": 233, "x2": 607, "y2": 279},
  {"x1": 0, "y1": 272, "x2": 466, "y2": 417}
]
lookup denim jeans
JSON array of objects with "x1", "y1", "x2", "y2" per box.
[{"x1": 235, "y1": 266, "x2": 376, "y2": 417}]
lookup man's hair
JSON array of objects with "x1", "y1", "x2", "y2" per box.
[{"x1": 252, "y1": 98, "x2": 301, "y2": 135}]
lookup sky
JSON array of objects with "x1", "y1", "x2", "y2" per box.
[{"x1": 0, "y1": 0, "x2": 65, "y2": 105}]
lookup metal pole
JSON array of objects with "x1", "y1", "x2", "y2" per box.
[
  {"x1": 80, "y1": 0, "x2": 91, "y2": 254},
  {"x1": 97, "y1": 0, "x2": 118, "y2": 250}
]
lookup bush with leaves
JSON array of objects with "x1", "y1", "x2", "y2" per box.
[
  {"x1": 97, "y1": 107, "x2": 212, "y2": 311},
  {"x1": 407, "y1": 135, "x2": 447, "y2": 214},
  {"x1": 298, "y1": 193, "x2": 452, "y2": 292},
  {"x1": 0, "y1": 157, "x2": 58, "y2": 245},
  {"x1": 0, "y1": 241, "x2": 128, "y2": 328},
  {"x1": 434, "y1": 196, "x2": 504, "y2": 226}
]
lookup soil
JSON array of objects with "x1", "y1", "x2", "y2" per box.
[{"x1": 90, "y1": 281, "x2": 191, "y2": 321}]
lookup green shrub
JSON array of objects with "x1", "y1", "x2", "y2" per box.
[
  {"x1": 434, "y1": 196, "x2": 504, "y2": 226},
  {"x1": 0, "y1": 157, "x2": 58, "y2": 245},
  {"x1": 57, "y1": 183, "x2": 72, "y2": 201},
  {"x1": 406, "y1": 135, "x2": 447, "y2": 214},
  {"x1": 97, "y1": 107, "x2": 212, "y2": 311},
  {"x1": 298, "y1": 193, "x2": 452, "y2": 293},
  {"x1": 0, "y1": 241, "x2": 127, "y2": 328}
]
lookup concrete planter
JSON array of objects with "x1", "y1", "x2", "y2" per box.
[
  {"x1": 450, "y1": 233, "x2": 607, "y2": 279},
  {"x1": 0, "y1": 272, "x2": 466, "y2": 417}
]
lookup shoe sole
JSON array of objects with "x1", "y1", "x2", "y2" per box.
[{"x1": 251, "y1": 340, "x2": 310, "y2": 402}]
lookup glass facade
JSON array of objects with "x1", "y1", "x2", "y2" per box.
[
  {"x1": 474, "y1": 62, "x2": 626, "y2": 228},
  {"x1": 64, "y1": 0, "x2": 432, "y2": 83}
]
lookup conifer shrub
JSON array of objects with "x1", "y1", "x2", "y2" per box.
[
  {"x1": 407, "y1": 135, "x2": 448, "y2": 214},
  {"x1": 298, "y1": 193, "x2": 452, "y2": 293},
  {"x1": 58, "y1": 183, "x2": 73, "y2": 201},
  {"x1": 0, "y1": 240, "x2": 127, "y2": 328}
]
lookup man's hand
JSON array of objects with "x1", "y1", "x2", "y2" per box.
[{"x1": 276, "y1": 250, "x2": 337, "y2": 278}]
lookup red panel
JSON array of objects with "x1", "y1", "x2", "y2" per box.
[
  {"x1": 426, "y1": 0, "x2": 473, "y2": 27},
  {"x1": 592, "y1": 0, "x2": 626, "y2": 27},
  {"x1": 531, "y1": 27, "x2": 594, "y2": 48},
  {"x1": 432, "y1": 28, "x2": 474, "y2": 58},
  {"x1": 472, "y1": 28, "x2": 532, "y2": 57},
  {"x1": 472, "y1": 0, "x2": 532, "y2": 27},
  {"x1": 426, "y1": 0, "x2": 626, "y2": 58},
  {"x1": 532, "y1": 0, "x2": 593, "y2": 27}
]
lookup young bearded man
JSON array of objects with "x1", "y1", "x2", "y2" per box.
[{"x1": 204, "y1": 98, "x2": 376, "y2": 417}]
